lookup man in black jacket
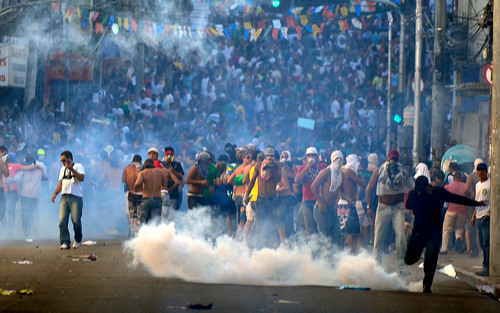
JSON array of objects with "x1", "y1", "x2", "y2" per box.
[{"x1": 404, "y1": 176, "x2": 485, "y2": 293}]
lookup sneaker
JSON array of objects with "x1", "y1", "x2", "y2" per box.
[
  {"x1": 72, "y1": 241, "x2": 81, "y2": 249},
  {"x1": 475, "y1": 269, "x2": 489, "y2": 277},
  {"x1": 60, "y1": 243, "x2": 70, "y2": 250}
]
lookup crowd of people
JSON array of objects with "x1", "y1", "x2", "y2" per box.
[{"x1": 0, "y1": 4, "x2": 488, "y2": 294}]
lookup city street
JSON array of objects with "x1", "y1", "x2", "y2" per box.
[{"x1": 0, "y1": 239, "x2": 498, "y2": 313}]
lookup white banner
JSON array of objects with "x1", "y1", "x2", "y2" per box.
[{"x1": 8, "y1": 44, "x2": 28, "y2": 87}]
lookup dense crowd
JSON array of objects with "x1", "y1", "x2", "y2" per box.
[{"x1": 0, "y1": 4, "x2": 490, "y2": 293}]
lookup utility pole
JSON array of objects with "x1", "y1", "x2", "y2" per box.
[
  {"x1": 386, "y1": 12, "x2": 393, "y2": 155},
  {"x1": 398, "y1": 13, "x2": 405, "y2": 94},
  {"x1": 413, "y1": 0, "x2": 423, "y2": 168},
  {"x1": 490, "y1": 0, "x2": 499, "y2": 277},
  {"x1": 430, "y1": 0, "x2": 447, "y2": 161}
]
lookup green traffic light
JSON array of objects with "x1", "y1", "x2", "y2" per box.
[
  {"x1": 393, "y1": 114, "x2": 402, "y2": 124},
  {"x1": 272, "y1": 0, "x2": 281, "y2": 7}
]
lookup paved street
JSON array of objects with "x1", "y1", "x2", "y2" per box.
[{"x1": 0, "y1": 239, "x2": 498, "y2": 313}]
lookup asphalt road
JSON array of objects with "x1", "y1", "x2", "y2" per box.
[{"x1": 0, "y1": 239, "x2": 498, "y2": 313}]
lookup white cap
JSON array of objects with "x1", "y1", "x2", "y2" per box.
[{"x1": 306, "y1": 147, "x2": 318, "y2": 155}]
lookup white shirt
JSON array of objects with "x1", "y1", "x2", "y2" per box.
[
  {"x1": 59, "y1": 163, "x2": 85, "y2": 197},
  {"x1": 475, "y1": 178, "x2": 490, "y2": 218}
]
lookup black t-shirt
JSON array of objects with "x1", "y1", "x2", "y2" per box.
[{"x1": 406, "y1": 187, "x2": 479, "y2": 232}]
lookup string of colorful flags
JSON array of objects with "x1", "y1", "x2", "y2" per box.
[{"x1": 51, "y1": 1, "x2": 402, "y2": 42}]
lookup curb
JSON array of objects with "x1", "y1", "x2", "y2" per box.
[{"x1": 438, "y1": 261, "x2": 500, "y2": 300}]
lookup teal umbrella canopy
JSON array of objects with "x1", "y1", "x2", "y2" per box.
[{"x1": 441, "y1": 145, "x2": 477, "y2": 176}]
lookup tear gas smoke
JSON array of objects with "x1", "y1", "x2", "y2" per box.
[{"x1": 125, "y1": 207, "x2": 410, "y2": 291}]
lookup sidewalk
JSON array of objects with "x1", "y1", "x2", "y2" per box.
[{"x1": 437, "y1": 250, "x2": 500, "y2": 299}]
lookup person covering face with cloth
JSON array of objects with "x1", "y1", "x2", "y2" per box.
[
  {"x1": 310, "y1": 150, "x2": 344, "y2": 247},
  {"x1": 295, "y1": 147, "x2": 328, "y2": 236},
  {"x1": 51, "y1": 150, "x2": 85, "y2": 250},
  {"x1": 365, "y1": 149, "x2": 414, "y2": 276},
  {"x1": 404, "y1": 176, "x2": 485, "y2": 293}
]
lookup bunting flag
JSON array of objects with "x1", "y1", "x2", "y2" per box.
[
  {"x1": 215, "y1": 24, "x2": 224, "y2": 37},
  {"x1": 300, "y1": 15, "x2": 308, "y2": 26},
  {"x1": 95, "y1": 22, "x2": 104, "y2": 34},
  {"x1": 340, "y1": 5, "x2": 348, "y2": 16},
  {"x1": 296, "y1": 26, "x2": 302, "y2": 39},
  {"x1": 255, "y1": 28, "x2": 262, "y2": 40},
  {"x1": 272, "y1": 28, "x2": 279, "y2": 41},
  {"x1": 82, "y1": 9, "x2": 88, "y2": 29},
  {"x1": 90, "y1": 11, "x2": 99, "y2": 22},
  {"x1": 65, "y1": 6, "x2": 74, "y2": 22},
  {"x1": 351, "y1": 17, "x2": 362, "y2": 29},
  {"x1": 281, "y1": 27, "x2": 288, "y2": 39},
  {"x1": 45, "y1": 1, "x2": 400, "y2": 43},
  {"x1": 53, "y1": 2, "x2": 61, "y2": 13},
  {"x1": 312, "y1": 24, "x2": 320, "y2": 37}
]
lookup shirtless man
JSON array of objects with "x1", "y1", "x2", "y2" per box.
[
  {"x1": 134, "y1": 159, "x2": 168, "y2": 224},
  {"x1": 185, "y1": 151, "x2": 211, "y2": 209},
  {"x1": 228, "y1": 144, "x2": 255, "y2": 239},
  {"x1": 311, "y1": 150, "x2": 344, "y2": 247},
  {"x1": 159, "y1": 162, "x2": 180, "y2": 221},
  {"x1": 122, "y1": 155, "x2": 142, "y2": 235},
  {"x1": 339, "y1": 154, "x2": 366, "y2": 253},
  {"x1": 244, "y1": 147, "x2": 282, "y2": 248},
  {"x1": 276, "y1": 150, "x2": 297, "y2": 246},
  {"x1": 366, "y1": 149, "x2": 414, "y2": 275}
]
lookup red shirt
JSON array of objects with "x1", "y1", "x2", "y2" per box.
[
  {"x1": 444, "y1": 182, "x2": 467, "y2": 215},
  {"x1": 5, "y1": 163, "x2": 22, "y2": 192},
  {"x1": 297, "y1": 163, "x2": 328, "y2": 201}
]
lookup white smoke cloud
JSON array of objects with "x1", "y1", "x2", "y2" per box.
[{"x1": 124, "y1": 207, "x2": 410, "y2": 291}]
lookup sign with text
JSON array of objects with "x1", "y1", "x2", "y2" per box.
[
  {"x1": 0, "y1": 44, "x2": 9, "y2": 87},
  {"x1": 8, "y1": 44, "x2": 28, "y2": 87},
  {"x1": 0, "y1": 43, "x2": 28, "y2": 87}
]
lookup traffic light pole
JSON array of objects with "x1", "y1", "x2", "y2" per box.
[
  {"x1": 413, "y1": 0, "x2": 423, "y2": 168},
  {"x1": 386, "y1": 15, "x2": 393, "y2": 155},
  {"x1": 490, "y1": 0, "x2": 499, "y2": 277}
]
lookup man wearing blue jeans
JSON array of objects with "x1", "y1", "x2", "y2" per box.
[
  {"x1": 52, "y1": 151, "x2": 85, "y2": 250},
  {"x1": 366, "y1": 149, "x2": 414, "y2": 276}
]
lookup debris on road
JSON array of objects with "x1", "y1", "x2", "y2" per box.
[
  {"x1": 0, "y1": 289, "x2": 33, "y2": 296},
  {"x1": 439, "y1": 264, "x2": 457, "y2": 278},
  {"x1": 63, "y1": 253, "x2": 98, "y2": 260},
  {"x1": 82, "y1": 241, "x2": 97, "y2": 246},
  {"x1": 338, "y1": 286, "x2": 371, "y2": 290},
  {"x1": 1, "y1": 290, "x2": 17, "y2": 296},
  {"x1": 277, "y1": 299, "x2": 301, "y2": 304},
  {"x1": 477, "y1": 284, "x2": 494, "y2": 295},
  {"x1": 13, "y1": 259, "x2": 33, "y2": 265},
  {"x1": 186, "y1": 302, "x2": 213, "y2": 310},
  {"x1": 19, "y1": 289, "x2": 34, "y2": 295}
]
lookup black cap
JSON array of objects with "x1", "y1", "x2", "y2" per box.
[{"x1": 476, "y1": 163, "x2": 487, "y2": 171}]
